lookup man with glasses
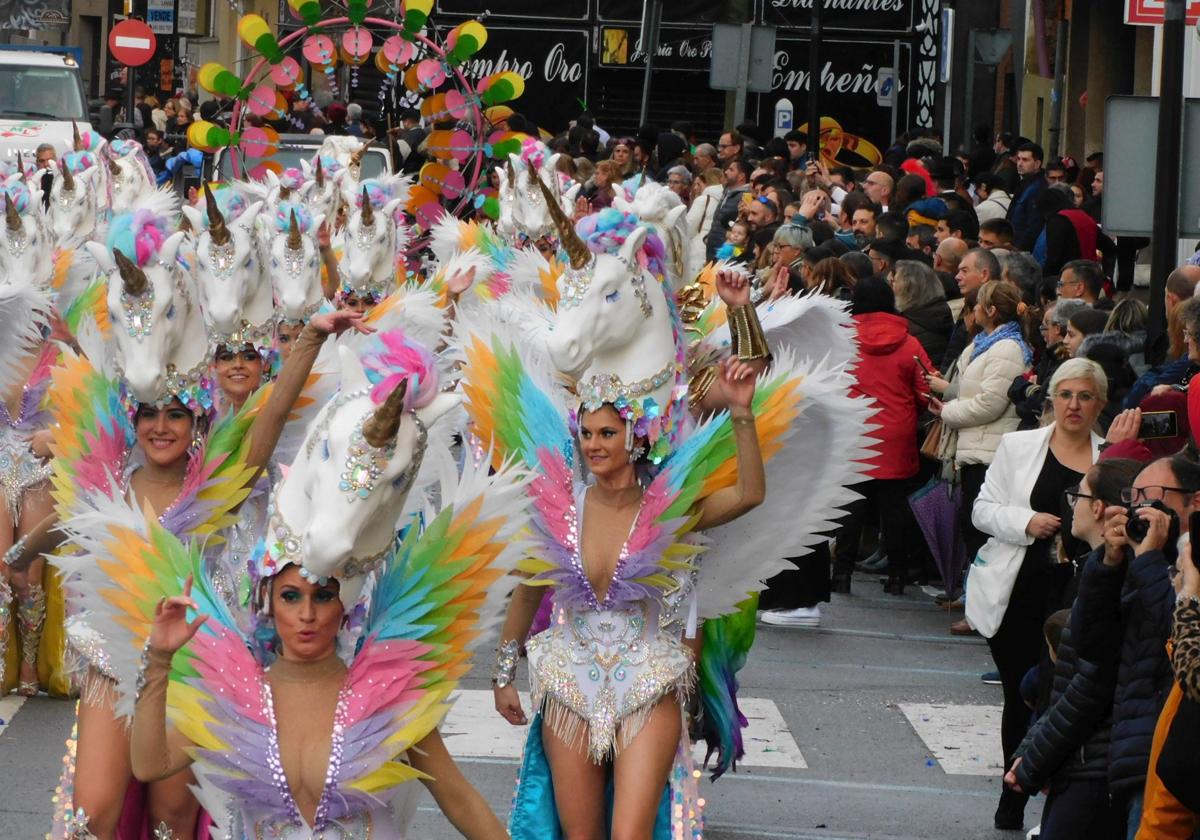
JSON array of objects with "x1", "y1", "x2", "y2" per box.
[
  {"x1": 862, "y1": 170, "x2": 893, "y2": 211},
  {"x1": 716, "y1": 130, "x2": 744, "y2": 165},
  {"x1": 1056, "y1": 259, "x2": 1110, "y2": 309},
  {"x1": 1070, "y1": 450, "x2": 1200, "y2": 837}
]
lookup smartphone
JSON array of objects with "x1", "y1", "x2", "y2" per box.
[
  {"x1": 1138, "y1": 410, "x2": 1179, "y2": 440},
  {"x1": 913, "y1": 355, "x2": 933, "y2": 376}
]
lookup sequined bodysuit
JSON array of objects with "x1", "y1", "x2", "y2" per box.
[
  {"x1": 0, "y1": 344, "x2": 54, "y2": 518},
  {"x1": 524, "y1": 484, "x2": 693, "y2": 762}
]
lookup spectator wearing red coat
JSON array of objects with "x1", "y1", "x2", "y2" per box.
[{"x1": 832, "y1": 276, "x2": 934, "y2": 596}]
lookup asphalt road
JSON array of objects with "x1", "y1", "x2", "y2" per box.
[{"x1": 0, "y1": 573, "x2": 1041, "y2": 840}]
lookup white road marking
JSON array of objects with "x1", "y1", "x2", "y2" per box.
[
  {"x1": 0, "y1": 695, "x2": 26, "y2": 738},
  {"x1": 898, "y1": 703, "x2": 1004, "y2": 776},
  {"x1": 442, "y1": 690, "x2": 806, "y2": 769}
]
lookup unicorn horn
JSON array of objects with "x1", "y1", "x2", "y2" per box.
[
  {"x1": 4, "y1": 192, "x2": 20, "y2": 231},
  {"x1": 314, "y1": 156, "x2": 325, "y2": 188},
  {"x1": 113, "y1": 248, "x2": 148, "y2": 296},
  {"x1": 15, "y1": 149, "x2": 24, "y2": 175},
  {"x1": 279, "y1": 185, "x2": 291, "y2": 201},
  {"x1": 536, "y1": 176, "x2": 590, "y2": 270},
  {"x1": 107, "y1": 153, "x2": 121, "y2": 178},
  {"x1": 638, "y1": 162, "x2": 649, "y2": 189},
  {"x1": 204, "y1": 184, "x2": 230, "y2": 245},
  {"x1": 287, "y1": 210, "x2": 302, "y2": 250},
  {"x1": 360, "y1": 187, "x2": 375, "y2": 227},
  {"x1": 350, "y1": 139, "x2": 374, "y2": 167},
  {"x1": 72, "y1": 119, "x2": 83, "y2": 151},
  {"x1": 362, "y1": 379, "x2": 409, "y2": 448},
  {"x1": 60, "y1": 158, "x2": 75, "y2": 192}
]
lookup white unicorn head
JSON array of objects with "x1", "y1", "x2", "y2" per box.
[
  {"x1": 338, "y1": 182, "x2": 406, "y2": 302},
  {"x1": 267, "y1": 342, "x2": 459, "y2": 607},
  {"x1": 182, "y1": 186, "x2": 271, "y2": 341},
  {"x1": 268, "y1": 203, "x2": 325, "y2": 323}
]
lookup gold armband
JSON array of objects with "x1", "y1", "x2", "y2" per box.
[
  {"x1": 689, "y1": 364, "x2": 719, "y2": 406},
  {"x1": 728, "y1": 304, "x2": 771, "y2": 362}
]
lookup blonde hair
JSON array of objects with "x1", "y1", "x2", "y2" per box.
[
  {"x1": 977, "y1": 280, "x2": 1023, "y2": 326},
  {"x1": 1048, "y1": 357, "x2": 1108, "y2": 402}
]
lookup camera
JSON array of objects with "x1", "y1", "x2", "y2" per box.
[{"x1": 1125, "y1": 500, "x2": 1179, "y2": 546}]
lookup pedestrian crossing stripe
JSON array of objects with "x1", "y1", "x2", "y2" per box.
[
  {"x1": 0, "y1": 696, "x2": 25, "y2": 739},
  {"x1": 441, "y1": 690, "x2": 808, "y2": 769},
  {"x1": 898, "y1": 703, "x2": 1005, "y2": 776}
]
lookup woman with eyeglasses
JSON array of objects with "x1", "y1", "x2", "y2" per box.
[
  {"x1": 965, "y1": 358, "x2": 1109, "y2": 831},
  {"x1": 1003, "y1": 456, "x2": 1142, "y2": 840}
]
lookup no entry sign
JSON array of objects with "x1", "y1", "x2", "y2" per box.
[{"x1": 109, "y1": 19, "x2": 157, "y2": 67}]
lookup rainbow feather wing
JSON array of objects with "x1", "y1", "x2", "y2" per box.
[
  {"x1": 460, "y1": 332, "x2": 570, "y2": 472},
  {"x1": 341, "y1": 453, "x2": 531, "y2": 798},
  {"x1": 60, "y1": 277, "x2": 111, "y2": 339},
  {"x1": 48, "y1": 350, "x2": 133, "y2": 524}
]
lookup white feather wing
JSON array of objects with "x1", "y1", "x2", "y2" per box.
[{"x1": 694, "y1": 350, "x2": 877, "y2": 620}]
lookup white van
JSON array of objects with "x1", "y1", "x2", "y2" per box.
[{"x1": 0, "y1": 49, "x2": 93, "y2": 166}]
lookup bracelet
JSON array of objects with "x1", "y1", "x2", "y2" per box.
[
  {"x1": 731, "y1": 414, "x2": 756, "y2": 427},
  {"x1": 491, "y1": 639, "x2": 519, "y2": 688},
  {"x1": 689, "y1": 365, "x2": 719, "y2": 406},
  {"x1": 728, "y1": 304, "x2": 771, "y2": 362},
  {"x1": 1178, "y1": 593, "x2": 1200, "y2": 609}
]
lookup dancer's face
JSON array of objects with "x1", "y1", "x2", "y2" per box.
[
  {"x1": 578, "y1": 404, "x2": 637, "y2": 479},
  {"x1": 135, "y1": 399, "x2": 194, "y2": 467},
  {"x1": 213, "y1": 343, "x2": 263, "y2": 405},
  {"x1": 275, "y1": 323, "x2": 304, "y2": 361},
  {"x1": 271, "y1": 565, "x2": 343, "y2": 661}
]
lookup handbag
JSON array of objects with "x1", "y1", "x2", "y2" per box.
[
  {"x1": 1157, "y1": 685, "x2": 1200, "y2": 812},
  {"x1": 920, "y1": 419, "x2": 944, "y2": 460}
]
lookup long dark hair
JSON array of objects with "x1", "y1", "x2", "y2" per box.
[{"x1": 851, "y1": 275, "x2": 897, "y2": 316}]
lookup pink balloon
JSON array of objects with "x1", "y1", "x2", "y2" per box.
[
  {"x1": 246, "y1": 85, "x2": 277, "y2": 117},
  {"x1": 415, "y1": 201, "x2": 445, "y2": 230},
  {"x1": 440, "y1": 169, "x2": 466, "y2": 199},
  {"x1": 415, "y1": 59, "x2": 446, "y2": 89},
  {"x1": 302, "y1": 34, "x2": 336, "y2": 66},
  {"x1": 382, "y1": 35, "x2": 414, "y2": 66},
  {"x1": 240, "y1": 127, "x2": 275, "y2": 159},
  {"x1": 443, "y1": 90, "x2": 468, "y2": 120},
  {"x1": 447, "y1": 130, "x2": 475, "y2": 164},
  {"x1": 271, "y1": 57, "x2": 301, "y2": 87},
  {"x1": 342, "y1": 28, "x2": 373, "y2": 59}
]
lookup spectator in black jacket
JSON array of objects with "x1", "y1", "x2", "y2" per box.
[
  {"x1": 704, "y1": 159, "x2": 752, "y2": 262},
  {"x1": 1005, "y1": 458, "x2": 1141, "y2": 840},
  {"x1": 1069, "y1": 451, "x2": 1200, "y2": 835},
  {"x1": 892, "y1": 260, "x2": 953, "y2": 364}
]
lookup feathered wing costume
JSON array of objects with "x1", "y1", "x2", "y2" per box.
[
  {"x1": 67, "y1": 426, "x2": 530, "y2": 838},
  {"x1": 459, "y1": 302, "x2": 874, "y2": 835}
]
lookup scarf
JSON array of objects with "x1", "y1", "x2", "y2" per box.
[{"x1": 970, "y1": 320, "x2": 1033, "y2": 367}]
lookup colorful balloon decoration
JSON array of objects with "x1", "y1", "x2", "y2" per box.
[{"x1": 207, "y1": 1, "x2": 520, "y2": 229}]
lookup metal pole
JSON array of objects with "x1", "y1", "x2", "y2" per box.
[
  {"x1": 1147, "y1": 0, "x2": 1186, "y2": 365},
  {"x1": 891, "y1": 39, "x2": 900, "y2": 146},
  {"x1": 808, "y1": 0, "x2": 822, "y2": 161},
  {"x1": 1047, "y1": 12, "x2": 1068, "y2": 158},
  {"x1": 732, "y1": 22, "x2": 752, "y2": 126},
  {"x1": 963, "y1": 29, "x2": 975, "y2": 150},
  {"x1": 637, "y1": 0, "x2": 661, "y2": 126}
]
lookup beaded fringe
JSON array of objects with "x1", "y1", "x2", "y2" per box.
[{"x1": 538, "y1": 667, "x2": 696, "y2": 764}]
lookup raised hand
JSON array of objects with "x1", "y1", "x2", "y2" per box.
[
  {"x1": 715, "y1": 268, "x2": 751, "y2": 307},
  {"x1": 446, "y1": 265, "x2": 477, "y2": 298},
  {"x1": 722, "y1": 357, "x2": 757, "y2": 411},
  {"x1": 148, "y1": 575, "x2": 207, "y2": 655},
  {"x1": 310, "y1": 309, "x2": 376, "y2": 337}
]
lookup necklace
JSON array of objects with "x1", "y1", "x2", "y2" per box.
[{"x1": 267, "y1": 652, "x2": 345, "y2": 684}]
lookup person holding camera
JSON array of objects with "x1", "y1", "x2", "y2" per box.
[
  {"x1": 964, "y1": 358, "x2": 1109, "y2": 831},
  {"x1": 1069, "y1": 449, "x2": 1200, "y2": 838}
]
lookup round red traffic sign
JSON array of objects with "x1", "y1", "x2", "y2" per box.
[{"x1": 108, "y1": 19, "x2": 157, "y2": 67}]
